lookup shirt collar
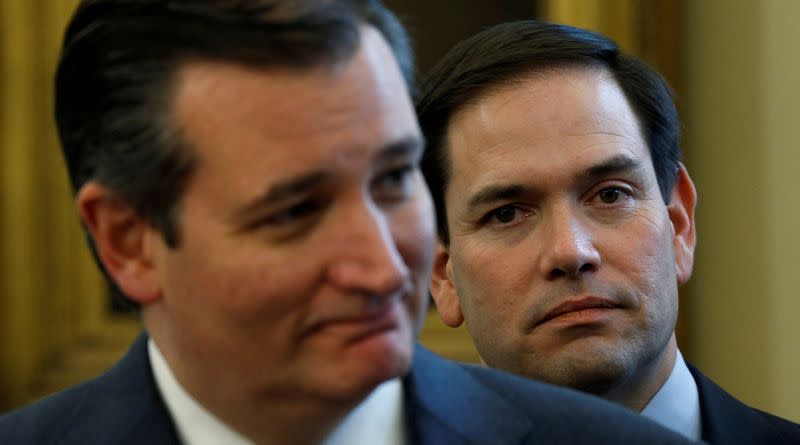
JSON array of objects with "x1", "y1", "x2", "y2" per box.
[
  {"x1": 149, "y1": 339, "x2": 253, "y2": 445},
  {"x1": 149, "y1": 339, "x2": 407, "y2": 445},
  {"x1": 641, "y1": 349, "x2": 702, "y2": 441},
  {"x1": 322, "y1": 378, "x2": 407, "y2": 445}
]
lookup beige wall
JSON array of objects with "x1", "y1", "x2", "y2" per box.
[
  {"x1": 684, "y1": 0, "x2": 800, "y2": 422},
  {"x1": 763, "y1": 0, "x2": 800, "y2": 422},
  {"x1": 0, "y1": 0, "x2": 107, "y2": 410}
]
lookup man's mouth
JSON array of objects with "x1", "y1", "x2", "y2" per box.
[
  {"x1": 538, "y1": 296, "x2": 622, "y2": 326},
  {"x1": 304, "y1": 297, "x2": 404, "y2": 344},
  {"x1": 337, "y1": 303, "x2": 402, "y2": 344}
]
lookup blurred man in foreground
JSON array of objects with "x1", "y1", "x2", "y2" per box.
[
  {"x1": 0, "y1": 3, "x2": 698, "y2": 444},
  {"x1": 418, "y1": 20, "x2": 800, "y2": 444}
]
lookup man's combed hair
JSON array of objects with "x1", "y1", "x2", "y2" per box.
[
  {"x1": 56, "y1": 0, "x2": 413, "y2": 306},
  {"x1": 56, "y1": 0, "x2": 412, "y2": 246},
  {"x1": 416, "y1": 20, "x2": 681, "y2": 245}
]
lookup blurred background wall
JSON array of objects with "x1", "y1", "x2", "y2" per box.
[
  {"x1": 0, "y1": 0, "x2": 797, "y2": 422},
  {"x1": 682, "y1": 0, "x2": 800, "y2": 423},
  {"x1": 0, "y1": 0, "x2": 109, "y2": 411}
]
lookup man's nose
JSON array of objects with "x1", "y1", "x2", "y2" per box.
[
  {"x1": 326, "y1": 203, "x2": 410, "y2": 297},
  {"x1": 538, "y1": 205, "x2": 601, "y2": 280}
]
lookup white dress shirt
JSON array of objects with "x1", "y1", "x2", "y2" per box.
[
  {"x1": 641, "y1": 349, "x2": 702, "y2": 441},
  {"x1": 149, "y1": 339, "x2": 407, "y2": 445},
  {"x1": 321, "y1": 377, "x2": 407, "y2": 445}
]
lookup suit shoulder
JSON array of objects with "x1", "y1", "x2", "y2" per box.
[
  {"x1": 0, "y1": 335, "x2": 174, "y2": 445},
  {"x1": 411, "y1": 347, "x2": 695, "y2": 444},
  {"x1": 688, "y1": 363, "x2": 800, "y2": 443},
  {"x1": 752, "y1": 407, "x2": 800, "y2": 442},
  {"x1": 0, "y1": 378, "x2": 98, "y2": 444},
  {"x1": 469, "y1": 365, "x2": 695, "y2": 443}
]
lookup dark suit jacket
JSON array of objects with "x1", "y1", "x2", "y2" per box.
[
  {"x1": 688, "y1": 364, "x2": 800, "y2": 444},
  {"x1": 0, "y1": 334, "x2": 695, "y2": 444}
]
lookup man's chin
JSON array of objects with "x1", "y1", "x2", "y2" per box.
[
  {"x1": 536, "y1": 353, "x2": 629, "y2": 393},
  {"x1": 563, "y1": 370, "x2": 625, "y2": 396},
  {"x1": 504, "y1": 339, "x2": 632, "y2": 390},
  {"x1": 351, "y1": 328, "x2": 413, "y2": 378},
  {"x1": 315, "y1": 331, "x2": 414, "y2": 401}
]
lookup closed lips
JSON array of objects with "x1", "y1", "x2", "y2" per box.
[{"x1": 539, "y1": 297, "x2": 621, "y2": 325}]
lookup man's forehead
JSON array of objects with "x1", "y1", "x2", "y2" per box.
[
  {"x1": 449, "y1": 67, "x2": 641, "y2": 153},
  {"x1": 455, "y1": 67, "x2": 624, "y2": 123},
  {"x1": 172, "y1": 59, "x2": 347, "y2": 123},
  {"x1": 171, "y1": 28, "x2": 408, "y2": 136},
  {"x1": 166, "y1": 28, "x2": 418, "y2": 199},
  {"x1": 443, "y1": 67, "x2": 652, "y2": 199}
]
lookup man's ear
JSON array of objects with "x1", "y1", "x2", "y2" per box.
[
  {"x1": 429, "y1": 241, "x2": 464, "y2": 328},
  {"x1": 76, "y1": 182, "x2": 162, "y2": 305},
  {"x1": 667, "y1": 163, "x2": 697, "y2": 285}
]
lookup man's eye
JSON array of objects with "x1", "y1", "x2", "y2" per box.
[
  {"x1": 490, "y1": 205, "x2": 519, "y2": 224},
  {"x1": 264, "y1": 200, "x2": 321, "y2": 225},
  {"x1": 380, "y1": 166, "x2": 413, "y2": 187},
  {"x1": 596, "y1": 186, "x2": 632, "y2": 205},
  {"x1": 598, "y1": 188, "x2": 622, "y2": 204},
  {"x1": 373, "y1": 166, "x2": 414, "y2": 199}
]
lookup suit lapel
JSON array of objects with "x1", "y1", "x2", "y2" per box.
[
  {"x1": 404, "y1": 344, "x2": 531, "y2": 445},
  {"x1": 61, "y1": 333, "x2": 182, "y2": 444},
  {"x1": 688, "y1": 363, "x2": 780, "y2": 444}
]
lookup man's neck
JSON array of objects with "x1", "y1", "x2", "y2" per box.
[
  {"x1": 157, "y1": 341, "x2": 366, "y2": 445},
  {"x1": 639, "y1": 349, "x2": 702, "y2": 440},
  {"x1": 145, "y1": 316, "x2": 369, "y2": 445},
  {"x1": 602, "y1": 334, "x2": 678, "y2": 412},
  {"x1": 216, "y1": 394, "x2": 359, "y2": 445}
]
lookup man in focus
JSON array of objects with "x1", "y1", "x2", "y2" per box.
[{"x1": 418, "y1": 20, "x2": 800, "y2": 443}]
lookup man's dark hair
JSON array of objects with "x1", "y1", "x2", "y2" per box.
[
  {"x1": 56, "y1": 0, "x2": 412, "y2": 307},
  {"x1": 417, "y1": 20, "x2": 680, "y2": 245},
  {"x1": 57, "y1": 0, "x2": 412, "y2": 246}
]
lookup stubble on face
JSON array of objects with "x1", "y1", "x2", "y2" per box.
[
  {"x1": 442, "y1": 67, "x2": 680, "y2": 401},
  {"x1": 146, "y1": 26, "x2": 435, "y2": 415}
]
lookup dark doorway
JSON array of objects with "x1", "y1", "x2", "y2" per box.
[{"x1": 382, "y1": 1, "x2": 538, "y2": 78}]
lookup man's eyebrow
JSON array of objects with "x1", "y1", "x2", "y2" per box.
[
  {"x1": 375, "y1": 135, "x2": 426, "y2": 162},
  {"x1": 464, "y1": 155, "x2": 643, "y2": 211},
  {"x1": 579, "y1": 154, "x2": 643, "y2": 183},
  {"x1": 230, "y1": 136, "x2": 424, "y2": 222},
  {"x1": 232, "y1": 170, "x2": 329, "y2": 221},
  {"x1": 466, "y1": 184, "x2": 530, "y2": 210}
]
